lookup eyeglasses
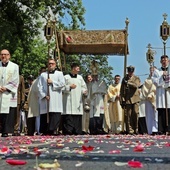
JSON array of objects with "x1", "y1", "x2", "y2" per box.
[
  {"x1": 48, "y1": 63, "x2": 55, "y2": 65},
  {"x1": 0, "y1": 54, "x2": 9, "y2": 56}
]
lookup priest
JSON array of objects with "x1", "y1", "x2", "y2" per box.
[
  {"x1": 0, "y1": 49, "x2": 19, "y2": 137},
  {"x1": 38, "y1": 59, "x2": 65, "y2": 135}
]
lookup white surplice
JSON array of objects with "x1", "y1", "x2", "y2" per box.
[
  {"x1": 90, "y1": 80, "x2": 107, "y2": 118},
  {"x1": 27, "y1": 78, "x2": 40, "y2": 118},
  {"x1": 152, "y1": 68, "x2": 170, "y2": 108},
  {"x1": 0, "y1": 61, "x2": 19, "y2": 113},
  {"x1": 38, "y1": 70, "x2": 65, "y2": 114},
  {"x1": 62, "y1": 74, "x2": 87, "y2": 115}
]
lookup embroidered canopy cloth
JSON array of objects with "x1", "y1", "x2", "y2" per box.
[{"x1": 57, "y1": 30, "x2": 128, "y2": 55}]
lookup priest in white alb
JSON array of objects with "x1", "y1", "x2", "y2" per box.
[
  {"x1": 38, "y1": 59, "x2": 65, "y2": 135},
  {"x1": 0, "y1": 49, "x2": 19, "y2": 137}
]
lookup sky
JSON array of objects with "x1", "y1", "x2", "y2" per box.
[{"x1": 81, "y1": 0, "x2": 170, "y2": 83}]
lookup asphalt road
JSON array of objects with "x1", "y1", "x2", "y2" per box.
[{"x1": 0, "y1": 134, "x2": 170, "y2": 170}]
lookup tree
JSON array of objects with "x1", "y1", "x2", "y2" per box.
[
  {"x1": 0, "y1": 0, "x2": 86, "y2": 78},
  {"x1": 0, "y1": 0, "x2": 85, "y2": 52},
  {"x1": 0, "y1": 0, "x2": 113, "y2": 83},
  {"x1": 12, "y1": 38, "x2": 48, "y2": 78},
  {"x1": 61, "y1": 54, "x2": 113, "y2": 84}
]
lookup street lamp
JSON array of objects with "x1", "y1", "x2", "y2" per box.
[
  {"x1": 160, "y1": 13, "x2": 170, "y2": 55},
  {"x1": 146, "y1": 43, "x2": 155, "y2": 66}
]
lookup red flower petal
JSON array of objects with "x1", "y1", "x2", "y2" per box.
[
  {"x1": 35, "y1": 151, "x2": 41, "y2": 156},
  {"x1": 165, "y1": 143, "x2": 170, "y2": 147},
  {"x1": 82, "y1": 145, "x2": 94, "y2": 151},
  {"x1": 133, "y1": 145, "x2": 144, "y2": 152},
  {"x1": 6, "y1": 159, "x2": 27, "y2": 165},
  {"x1": 84, "y1": 140, "x2": 89, "y2": 143},
  {"x1": 145, "y1": 142, "x2": 155, "y2": 146},
  {"x1": 33, "y1": 147, "x2": 38, "y2": 152},
  {"x1": 1, "y1": 147, "x2": 8, "y2": 152},
  {"x1": 106, "y1": 135, "x2": 111, "y2": 138},
  {"x1": 33, "y1": 147, "x2": 41, "y2": 156},
  {"x1": 128, "y1": 160, "x2": 143, "y2": 168}
]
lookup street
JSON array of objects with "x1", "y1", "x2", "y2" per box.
[{"x1": 0, "y1": 134, "x2": 170, "y2": 169}]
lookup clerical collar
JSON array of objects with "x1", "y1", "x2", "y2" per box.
[
  {"x1": 2, "y1": 62, "x2": 8, "y2": 67},
  {"x1": 138, "y1": 84, "x2": 143, "y2": 89},
  {"x1": 161, "y1": 67, "x2": 168, "y2": 71},
  {"x1": 49, "y1": 69, "x2": 56, "y2": 74},
  {"x1": 69, "y1": 73, "x2": 77, "y2": 78}
]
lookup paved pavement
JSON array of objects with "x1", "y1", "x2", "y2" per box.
[{"x1": 0, "y1": 134, "x2": 170, "y2": 169}]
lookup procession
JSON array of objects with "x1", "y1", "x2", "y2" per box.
[
  {"x1": 0, "y1": 49, "x2": 170, "y2": 169},
  {"x1": 0, "y1": 49, "x2": 170, "y2": 137},
  {"x1": 1, "y1": 0, "x2": 170, "y2": 170}
]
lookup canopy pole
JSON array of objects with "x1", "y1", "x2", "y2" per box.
[{"x1": 122, "y1": 18, "x2": 129, "y2": 133}]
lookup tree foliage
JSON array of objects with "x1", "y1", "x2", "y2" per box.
[
  {"x1": 61, "y1": 54, "x2": 113, "y2": 84},
  {"x1": 0, "y1": 0, "x2": 113, "y2": 83}
]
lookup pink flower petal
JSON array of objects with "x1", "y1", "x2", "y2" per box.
[
  {"x1": 109, "y1": 150, "x2": 121, "y2": 154},
  {"x1": 165, "y1": 143, "x2": 170, "y2": 147},
  {"x1": 133, "y1": 144, "x2": 144, "y2": 152}
]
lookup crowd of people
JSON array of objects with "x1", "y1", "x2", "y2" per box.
[{"x1": 0, "y1": 48, "x2": 170, "y2": 137}]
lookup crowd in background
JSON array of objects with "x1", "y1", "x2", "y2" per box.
[{"x1": 0, "y1": 49, "x2": 170, "y2": 137}]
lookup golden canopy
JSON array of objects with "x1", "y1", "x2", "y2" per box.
[{"x1": 57, "y1": 29, "x2": 128, "y2": 55}]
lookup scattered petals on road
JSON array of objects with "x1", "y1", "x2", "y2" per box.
[{"x1": 0, "y1": 134, "x2": 169, "y2": 169}]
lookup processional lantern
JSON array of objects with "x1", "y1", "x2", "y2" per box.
[
  {"x1": 160, "y1": 13, "x2": 170, "y2": 41},
  {"x1": 44, "y1": 14, "x2": 54, "y2": 41},
  {"x1": 146, "y1": 43, "x2": 154, "y2": 66},
  {"x1": 160, "y1": 13, "x2": 170, "y2": 55},
  {"x1": 44, "y1": 14, "x2": 55, "y2": 116}
]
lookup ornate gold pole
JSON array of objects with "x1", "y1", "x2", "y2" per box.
[
  {"x1": 160, "y1": 13, "x2": 169, "y2": 55},
  {"x1": 160, "y1": 13, "x2": 170, "y2": 128},
  {"x1": 122, "y1": 18, "x2": 129, "y2": 133},
  {"x1": 124, "y1": 18, "x2": 129, "y2": 76},
  {"x1": 44, "y1": 14, "x2": 54, "y2": 121},
  {"x1": 53, "y1": 19, "x2": 62, "y2": 71}
]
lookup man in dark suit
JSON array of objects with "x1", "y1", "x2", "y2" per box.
[{"x1": 120, "y1": 65, "x2": 141, "y2": 135}]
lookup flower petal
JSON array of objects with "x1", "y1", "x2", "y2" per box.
[
  {"x1": 6, "y1": 159, "x2": 27, "y2": 165},
  {"x1": 128, "y1": 160, "x2": 143, "y2": 168}
]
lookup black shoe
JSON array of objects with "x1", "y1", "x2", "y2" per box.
[
  {"x1": 27, "y1": 133, "x2": 34, "y2": 136},
  {"x1": 134, "y1": 131, "x2": 139, "y2": 135},
  {"x1": 1, "y1": 133, "x2": 8, "y2": 137},
  {"x1": 90, "y1": 131, "x2": 97, "y2": 135},
  {"x1": 151, "y1": 132, "x2": 158, "y2": 136},
  {"x1": 12, "y1": 133, "x2": 21, "y2": 136},
  {"x1": 128, "y1": 132, "x2": 135, "y2": 135},
  {"x1": 47, "y1": 130, "x2": 58, "y2": 136},
  {"x1": 119, "y1": 131, "x2": 126, "y2": 135},
  {"x1": 157, "y1": 131, "x2": 165, "y2": 135},
  {"x1": 97, "y1": 129, "x2": 108, "y2": 135},
  {"x1": 63, "y1": 130, "x2": 73, "y2": 135},
  {"x1": 82, "y1": 131, "x2": 89, "y2": 135}
]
